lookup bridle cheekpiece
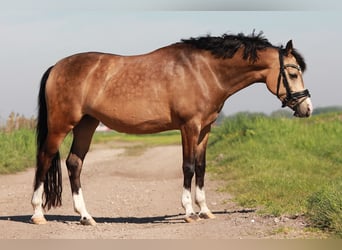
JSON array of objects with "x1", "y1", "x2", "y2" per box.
[{"x1": 276, "y1": 50, "x2": 311, "y2": 108}]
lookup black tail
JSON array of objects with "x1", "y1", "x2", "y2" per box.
[{"x1": 36, "y1": 66, "x2": 62, "y2": 210}]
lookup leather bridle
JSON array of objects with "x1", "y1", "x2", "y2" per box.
[{"x1": 276, "y1": 50, "x2": 311, "y2": 108}]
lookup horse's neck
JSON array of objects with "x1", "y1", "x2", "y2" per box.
[{"x1": 211, "y1": 48, "x2": 278, "y2": 99}]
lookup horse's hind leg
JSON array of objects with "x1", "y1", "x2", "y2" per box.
[
  {"x1": 31, "y1": 131, "x2": 68, "y2": 224},
  {"x1": 66, "y1": 115, "x2": 99, "y2": 226}
]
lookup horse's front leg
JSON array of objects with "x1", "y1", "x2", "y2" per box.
[
  {"x1": 180, "y1": 124, "x2": 200, "y2": 222},
  {"x1": 182, "y1": 161, "x2": 199, "y2": 222},
  {"x1": 195, "y1": 126, "x2": 216, "y2": 220},
  {"x1": 195, "y1": 155, "x2": 216, "y2": 219}
]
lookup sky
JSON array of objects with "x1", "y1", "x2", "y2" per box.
[{"x1": 1, "y1": 1, "x2": 342, "y2": 123}]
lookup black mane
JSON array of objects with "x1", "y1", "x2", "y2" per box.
[{"x1": 181, "y1": 32, "x2": 306, "y2": 71}]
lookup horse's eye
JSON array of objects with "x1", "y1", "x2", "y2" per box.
[{"x1": 289, "y1": 73, "x2": 298, "y2": 79}]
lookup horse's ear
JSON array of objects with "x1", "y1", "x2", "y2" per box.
[{"x1": 285, "y1": 40, "x2": 293, "y2": 55}]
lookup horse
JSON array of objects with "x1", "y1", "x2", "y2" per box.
[{"x1": 31, "y1": 32, "x2": 312, "y2": 225}]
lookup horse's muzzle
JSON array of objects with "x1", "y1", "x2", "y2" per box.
[{"x1": 293, "y1": 97, "x2": 313, "y2": 118}]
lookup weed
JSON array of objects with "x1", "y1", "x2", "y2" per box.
[{"x1": 306, "y1": 182, "x2": 342, "y2": 237}]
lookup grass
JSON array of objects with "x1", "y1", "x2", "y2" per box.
[
  {"x1": 0, "y1": 129, "x2": 36, "y2": 174},
  {"x1": 306, "y1": 182, "x2": 342, "y2": 237},
  {"x1": 206, "y1": 112, "x2": 342, "y2": 236},
  {"x1": 0, "y1": 130, "x2": 72, "y2": 174}
]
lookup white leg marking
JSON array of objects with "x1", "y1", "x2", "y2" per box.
[
  {"x1": 31, "y1": 183, "x2": 45, "y2": 219},
  {"x1": 195, "y1": 186, "x2": 210, "y2": 214},
  {"x1": 73, "y1": 188, "x2": 96, "y2": 225},
  {"x1": 73, "y1": 188, "x2": 91, "y2": 219},
  {"x1": 195, "y1": 186, "x2": 215, "y2": 219},
  {"x1": 181, "y1": 188, "x2": 195, "y2": 216}
]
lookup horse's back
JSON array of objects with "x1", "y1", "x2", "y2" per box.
[{"x1": 46, "y1": 51, "x2": 179, "y2": 133}]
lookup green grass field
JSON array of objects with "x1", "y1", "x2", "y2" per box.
[
  {"x1": 0, "y1": 111, "x2": 341, "y2": 236},
  {"x1": 206, "y1": 112, "x2": 342, "y2": 237},
  {"x1": 0, "y1": 130, "x2": 72, "y2": 174},
  {"x1": 0, "y1": 129, "x2": 36, "y2": 174}
]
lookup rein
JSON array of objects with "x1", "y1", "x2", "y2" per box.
[{"x1": 276, "y1": 51, "x2": 311, "y2": 108}]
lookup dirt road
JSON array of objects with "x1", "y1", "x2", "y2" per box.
[{"x1": 0, "y1": 143, "x2": 320, "y2": 239}]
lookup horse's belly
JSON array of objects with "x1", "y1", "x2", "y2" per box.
[
  {"x1": 90, "y1": 105, "x2": 176, "y2": 134},
  {"x1": 104, "y1": 117, "x2": 175, "y2": 134}
]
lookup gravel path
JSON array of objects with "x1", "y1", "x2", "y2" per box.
[{"x1": 0, "y1": 144, "x2": 319, "y2": 239}]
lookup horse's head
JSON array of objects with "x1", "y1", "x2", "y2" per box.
[{"x1": 266, "y1": 40, "x2": 313, "y2": 117}]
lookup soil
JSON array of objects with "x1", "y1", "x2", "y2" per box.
[{"x1": 0, "y1": 143, "x2": 323, "y2": 239}]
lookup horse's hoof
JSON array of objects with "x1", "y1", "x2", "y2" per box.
[
  {"x1": 80, "y1": 217, "x2": 97, "y2": 226},
  {"x1": 199, "y1": 211, "x2": 216, "y2": 220},
  {"x1": 184, "y1": 214, "x2": 201, "y2": 223},
  {"x1": 30, "y1": 216, "x2": 47, "y2": 225}
]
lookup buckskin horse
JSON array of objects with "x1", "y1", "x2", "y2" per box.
[{"x1": 31, "y1": 32, "x2": 312, "y2": 225}]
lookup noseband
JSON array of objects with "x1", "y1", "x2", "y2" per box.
[{"x1": 276, "y1": 51, "x2": 311, "y2": 108}]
